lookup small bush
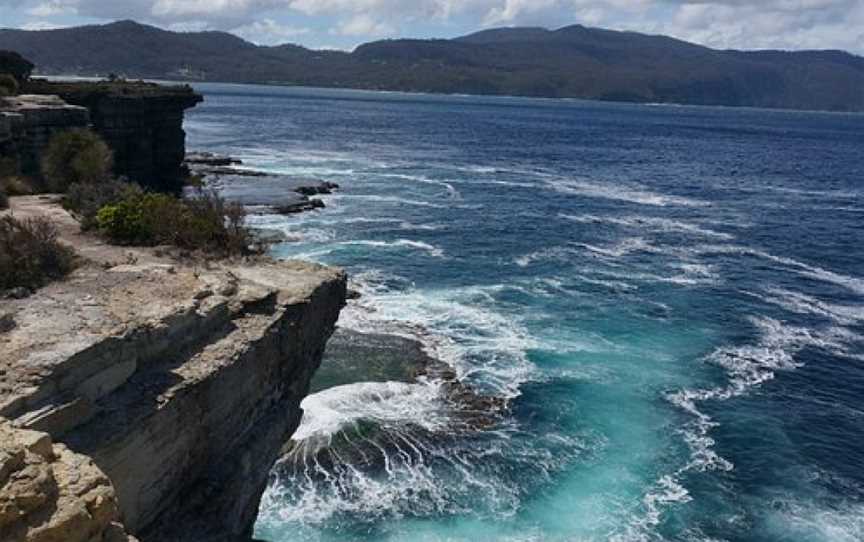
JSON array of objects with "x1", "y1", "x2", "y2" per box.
[
  {"x1": 41, "y1": 129, "x2": 113, "y2": 192},
  {"x1": 0, "y1": 51, "x2": 34, "y2": 84},
  {"x1": 1, "y1": 176, "x2": 34, "y2": 196},
  {"x1": 0, "y1": 216, "x2": 76, "y2": 290},
  {"x1": 0, "y1": 188, "x2": 7, "y2": 210},
  {"x1": 180, "y1": 191, "x2": 251, "y2": 256},
  {"x1": 0, "y1": 73, "x2": 18, "y2": 96},
  {"x1": 97, "y1": 192, "x2": 179, "y2": 245},
  {"x1": 1, "y1": 158, "x2": 35, "y2": 197},
  {"x1": 65, "y1": 180, "x2": 143, "y2": 230},
  {"x1": 96, "y1": 189, "x2": 254, "y2": 257}
]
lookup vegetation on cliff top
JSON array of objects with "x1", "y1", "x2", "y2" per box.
[
  {"x1": 0, "y1": 50, "x2": 33, "y2": 83},
  {"x1": 0, "y1": 158, "x2": 30, "y2": 210},
  {"x1": 0, "y1": 73, "x2": 18, "y2": 96},
  {"x1": 0, "y1": 215, "x2": 77, "y2": 291},
  {"x1": 41, "y1": 129, "x2": 254, "y2": 257},
  {"x1": 95, "y1": 189, "x2": 254, "y2": 257},
  {"x1": 41, "y1": 129, "x2": 114, "y2": 192}
]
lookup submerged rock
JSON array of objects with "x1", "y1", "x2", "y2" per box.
[
  {"x1": 311, "y1": 328, "x2": 433, "y2": 393},
  {"x1": 310, "y1": 326, "x2": 508, "y2": 428}
]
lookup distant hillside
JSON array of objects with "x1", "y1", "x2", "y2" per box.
[{"x1": 2, "y1": 20, "x2": 864, "y2": 111}]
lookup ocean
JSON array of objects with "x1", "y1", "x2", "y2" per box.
[{"x1": 184, "y1": 83, "x2": 864, "y2": 542}]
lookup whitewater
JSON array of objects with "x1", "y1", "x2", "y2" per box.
[{"x1": 185, "y1": 83, "x2": 864, "y2": 542}]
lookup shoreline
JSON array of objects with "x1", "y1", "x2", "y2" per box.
[
  {"x1": 31, "y1": 76, "x2": 864, "y2": 116},
  {"x1": 187, "y1": 149, "x2": 510, "y2": 420}
]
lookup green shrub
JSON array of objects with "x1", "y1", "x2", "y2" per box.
[
  {"x1": 0, "y1": 73, "x2": 18, "y2": 96},
  {"x1": 180, "y1": 190, "x2": 250, "y2": 256},
  {"x1": 1, "y1": 158, "x2": 34, "y2": 197},
  {"x1": 97, "y1": 192, "x2": 177, "y2": 245},
  {"x1": 96, "y1": 189, "x2": 254, "y2": 257},
  {"x1": 65, "y1": 180, "x2": 143, "y2": 230},
  {"x1": 41, "y1": 129, "x2": 113, "y2": 192},
  {"x1": 1, "y1": 176, "x2": 34, "y2": 196},
  {"x1": 0, "y1": 215, "x2": 77, "y2": 290},
  {"x1": 0, "y1": 51, "x2": 34, "y2": 84}
]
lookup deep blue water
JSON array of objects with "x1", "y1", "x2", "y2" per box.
[{"x1": 185, "y1": 84, "x2": 864, "y2": 542}]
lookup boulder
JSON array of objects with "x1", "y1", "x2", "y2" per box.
[{"x1": 0, "y1": 419, "x2": 137, "y2": 542}]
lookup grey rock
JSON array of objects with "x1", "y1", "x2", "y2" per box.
[{"x1": 0, "y1": 312, "x2": 15, "y2": 333}]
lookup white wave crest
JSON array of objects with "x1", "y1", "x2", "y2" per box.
[
  {"x1": 292, "y1": 381, "x2": 447, "y2": 447},
  {"x1": 695, "y1": 245, "x2": 864, "y2": 296},
  {"x1": 559, "y1": 213, "x2": 734, "y2": 240},
  {"x1": 628, "y1": 316, "x2": 863, "y2": 538},
  {"x1": 327, "y1": 194, "x2": 449, "y2": 209},
  {"x1": 378, "y1": 172, "x2": 462, "y2": 200},
  {"x1": 752, "y1": 287, "x2": 864, "y2": 327},
  {"x1": 545, "y1": 177, "x2": 708, "y2": 207},
  {"x1": 763, "y1": 499, "x2": 864, "y2": 542},
  {"x1": 291, "y1": 239, "x2": 446, "y2": 260},
  {"x1": 340, "y1": 277, "x2": 537, "y2": 400}
]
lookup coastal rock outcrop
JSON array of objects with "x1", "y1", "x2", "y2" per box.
[
  {"x1": 0, "y1": 420, "x2": 136, "y2": 542},
  {"x1": 24, "y1": 80, "x2": 202, "y2": 192},
  {"x1": 0, "y1": 95, "x2": 89, "y2": 177},
  {"x1": 184, "y1": 153, "x2": 338, "y2": 216},
  {"x1": 1, "y1": 197, "x2": 347, "y2": 541}
]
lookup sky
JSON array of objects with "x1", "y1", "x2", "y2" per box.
[{"x1": 1, "y1": 0, "x2": 863, "y2": 54}]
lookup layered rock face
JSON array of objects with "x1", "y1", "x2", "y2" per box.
[
  {"x1": 0, "y1": 420, "x2": 136, "y2": 542},
  {"x1": 24, "y1": 80, "x2": 202, "y2": 191},
  {"x1": 0, "y1": 95, "x2": 89, "y2": 176},
  {"x1": 1, "y1": 198, "x2": 347, "y2": 541}
]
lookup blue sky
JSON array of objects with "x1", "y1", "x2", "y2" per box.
[{"x1": 1, "y1": 0, "x2": 863, "y2": 54}]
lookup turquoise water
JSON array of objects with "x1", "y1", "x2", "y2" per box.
[{"x1": 184, "y1": 84, "x2": 864, "y2": 542}]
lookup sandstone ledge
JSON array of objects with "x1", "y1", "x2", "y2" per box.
[
  {"x1": 0, "y1": 197, "x2": 347, "y2": 540},
  {"x1": 0, "y1": 420, "x2": 136, "y2": 542}
]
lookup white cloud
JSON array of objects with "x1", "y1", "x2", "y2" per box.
[
  {"x1": 333, "y1": 14, "x2": 394, "y2": 37},
  {"x1": 232, "y1": 18, "x2": 311, "y2": 44},
  {"x1": 26, "y1": 1, "x2": 76, "y2": 16},
  {"x1": 20, "y1": 20, "x2": 70, "y2": 30}
]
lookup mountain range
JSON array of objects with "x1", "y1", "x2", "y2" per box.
[{"x1": 2, "y1": 20, "x2": 863, "y2": 111}]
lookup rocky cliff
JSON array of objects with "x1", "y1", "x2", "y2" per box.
[
  {"x1": 1, "y1": 197, "x2": 347, "y2": 541},
  {"x1": 0, "y1": 95, "x2": 89, "y2": 176},
  {"x1": 24, "y1": 80, "x2": 202, "y2": 192},
  {"x1": 0, "y1": 421, "x2": 137, "y2": 542}
]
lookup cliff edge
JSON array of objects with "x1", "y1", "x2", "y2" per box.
[{"x1": 0, "y1": 196, "x2": 347, "y2": 541}]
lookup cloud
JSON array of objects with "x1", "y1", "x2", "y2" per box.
[
  {"x1": 20, "y1": 20, "x2": 71, "y2": 30},
  {"x1": 333, "y1": 14, "x2": 394, "y2": 37},
  {"x1": 232, "y1": 18, "x2": 311, "y2": 44},
  {"x1": 26, "y1": 1, "x2": 76, "y2": 16},
  {"x1": 1, "y1": 0, "x2": 862, "y2": 53}
]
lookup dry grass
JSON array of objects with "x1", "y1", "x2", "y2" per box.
[{"x1": 0, "y1": 216, "x2": 77, "y2": 291}]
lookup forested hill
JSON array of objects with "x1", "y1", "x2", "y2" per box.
[{"x1": 2, "y1": 20, "x2": 863, "y2": 111}]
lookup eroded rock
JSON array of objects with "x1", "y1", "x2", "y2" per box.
[
  {"x1": 0, "y1": 199, "x2": 348, "y2": 541},
  {"x1": 0, "y1": 419, "x2": 137, "y2": 542}
]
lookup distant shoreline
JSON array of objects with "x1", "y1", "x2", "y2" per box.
[{"x1": 32, "y1": 75, "x2": 863, "y2": 116}]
